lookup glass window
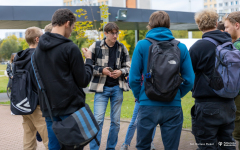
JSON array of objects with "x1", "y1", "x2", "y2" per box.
[
  {"x1": 219, "y1": 10, "x2": 223, "y2": 13},
  {"x1": 204, "y1": 0, "x2": 207, "y2": 2},
  {"x1": 225, "y1": 2, "x2": 228, "y2": 6},
  {"x1": 236, "y1": 1, "x2": 238, "y2": 4},
  {"x1": 214, "y1": 4, "x2": 217, "y2": 7},
  {"x1": 231, "y1": 8, "x2": 234, "y2": 12},
  {"x1": 219, "y1": 3, "x2": 222, "y2": 7},
  {"x1": 102, "y1": 2, "x2": 104, "y2": 5},
  {"x1": 231, "y1": 1, "x2": 233, "y2": 5},
  {"x1": 204, "y1": 5, "x2": 208, "y2": 8},
  {"x1": 93, "y1": 3, "x2": 96, "y2": 6},
  {"x1": 98, "y1": 2, "x2": 100, "y2": 6},
  {"x1": 236, "y1": 8, "x2": 239, "y2": 11},
  {"x1": 19, "y1": 32, "x2": 22, "y2": 38},
  {"x1": 210, "y1": 4, "x2": 212, "y2": 8},
  {"x1": 106, "y1": 1, "x2": 108, "y2": 5},
  {"x1": 68, "y1": 2, "x2": 70, "y2": 5},
  {"x1": 210, "y1": 0, "x2": 212, "y2": 1}
]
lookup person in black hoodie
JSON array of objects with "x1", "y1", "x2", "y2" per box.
[
  {"x1": 34, "y1": 9, "x2": 93, "y2": 150},
  {"x1": 16, "y1": 27, "x2": 49, "y2": 150},
  {"x1": 189, "y1": 9, "x2": 236, "y2": 150}
]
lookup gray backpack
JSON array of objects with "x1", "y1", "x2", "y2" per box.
[
  {"x1": 203, "y1": 37, "x2": 240, "y2": 98},
  {"x1": 144, "y1": 38, "x2": 184, "y2": 102}
]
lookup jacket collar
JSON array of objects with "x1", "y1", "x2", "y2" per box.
[{"x1": 100, "y1": 38, "x2": 120, "y2": 47}]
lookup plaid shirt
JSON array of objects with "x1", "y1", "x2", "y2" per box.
[{"x1": 88, "y1": 39, "x2": 130, "y2": 92}]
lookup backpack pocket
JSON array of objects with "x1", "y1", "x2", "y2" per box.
[{"x1": 209, "y1": 68, "x2": 224, "y2": 91}]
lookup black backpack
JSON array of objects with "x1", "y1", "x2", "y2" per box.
[
  {"x1": 10, "y1": 49, "x2": 38, "y2": 115},
  {"x1": 144, "y1": 38, "x2": 184, "y2": 102}
]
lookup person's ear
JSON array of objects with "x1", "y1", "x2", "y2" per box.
[
  {"x1": 35, "y1": 37, "x2": 39, "y2": 43},
  {"x1": 65, "y1": 21, "x2": 70, "y2": 28},
  {"x1": 104, "y1": 32, "x2": 108, "y2": 38},
  {"x1": 236, "y1": 22, "x2": 240, "y2": 30}
]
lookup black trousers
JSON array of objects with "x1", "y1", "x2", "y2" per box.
[{"x1": 191, "y1": 100, "x2": 236, "y2": 150}]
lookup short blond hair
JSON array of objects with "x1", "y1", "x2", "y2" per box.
[
  {"x1": 223, "y1": 11, "x2": 240, "y2": 24},
  {"x1": 44, "y1": 23, "x2": 52, "y2": 32},
  {"x1": 195, "y1": 9, "x2": 218, "y2": 31},
  {"x1": 25, "y1": 27, "x2": 42, "y2": 45}
]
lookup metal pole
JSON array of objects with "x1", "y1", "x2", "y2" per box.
[{"x1": 135, "y1": 30, "x2": 139, "y2": 46}]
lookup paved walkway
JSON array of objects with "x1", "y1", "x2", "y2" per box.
[
  {"x1": 0, "y1": 105, "x2": 238, "y2": 150},
  {"x1": 0, "y1": 93, "x2": 9, "y2": 102}
]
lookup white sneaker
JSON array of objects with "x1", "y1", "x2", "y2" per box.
[
  {"x1": 120, "y1": 143, "x2": 129, "y2": 150},
  {"x1": 151, "y1": 142, "x2": 156, "y2": 150}
]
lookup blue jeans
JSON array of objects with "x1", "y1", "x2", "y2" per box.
[
  {"x1": 124, "y1": 101, "x2": 156, "y2": 146},
  {"x1": 45, "y1": 115, "x2": 70, "y2": 150},
  {"x1": 137, "y1": 106, "x2": 183, "y2": 150},
  {"x1": 90, "y1": 85, "x2": 123, "y2": 150}
]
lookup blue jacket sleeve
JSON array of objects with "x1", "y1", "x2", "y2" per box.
[
  {"x1": 129, "y1": 42, "x2": 143, "y2": 100},
  {"x1": 178, "y1": 43, "x2": 195, "y2": 98}
]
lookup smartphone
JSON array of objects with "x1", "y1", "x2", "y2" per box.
[{"x1": 107, "y1": 67, "x2": 114, "y2": 72}]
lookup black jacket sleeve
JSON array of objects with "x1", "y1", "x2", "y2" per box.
[
  {"x1": 68, "y1": 45, "x2": 93, "y2": 88},
  {"x1": 6, "y1": 63, "x2": 13, "y2": 79}
]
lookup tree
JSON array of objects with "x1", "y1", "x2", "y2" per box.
[
  {"x1": 18, "y1": 38, "x2": 29, "y2": 51},
  {"x1": 0, "y1": 35, "x2": 19, "y2": 59},
  {"x1": 192, "y1": 31, "x2": 203, "y2": 38},
  {"x1": 171, "y1": 30, "x2": 188, "y2": 38},
  {"x1": 123, "y1": 30, "x2": 148, "y2": 56},
  {"x1": 69, "y1": 31, "x2": 87, "y2": 49}
]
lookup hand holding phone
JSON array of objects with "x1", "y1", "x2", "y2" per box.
[{"x1": 107, "y1": 67, "x2": 114, "y2": 72}]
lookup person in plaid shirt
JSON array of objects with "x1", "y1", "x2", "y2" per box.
[{"x1": 86, "y1": 22, "x2": 130, "y2": 150}]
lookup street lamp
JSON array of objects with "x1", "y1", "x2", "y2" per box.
[{"x1": 116, "y1": 9, "x2": 128, "y2": 21}]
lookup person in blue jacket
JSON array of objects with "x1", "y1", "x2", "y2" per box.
[{"x1": 129, "y1": 11, "x2": 195, "y2": 150}]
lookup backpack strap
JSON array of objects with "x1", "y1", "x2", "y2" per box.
[
  {"x1": 94, "y1": 41, "x2": 101, "y2": 64},
  {"x1": 119, "y1": 43, "x2": 125, "y2": 62},
  {"x1": 203, "y1": 37, "x2": 219, "y2": 46},
  {"x1": 145, "y1": 38, "x2": 158, "y2": 45},
  {"x1": 31, "y1": 52, "x2": 54, "y2": 122},
  {"x1": 170, "y1": 39, "x2": 180, "y2": 46}
]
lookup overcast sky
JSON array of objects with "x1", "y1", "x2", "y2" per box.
[{"x1": 0, "y1": 0, "x2": 203, "y2": 39}]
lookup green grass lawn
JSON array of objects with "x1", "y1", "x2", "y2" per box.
[
  {"x1": 0, "y1": 91, "x2": 194, "y2": 129},
  {"x1": 0, "y1": 65, "x2": 9, "y2": 93},
  {"x1": 0, "y1": 64, "x2": 7, "y2": 70}
]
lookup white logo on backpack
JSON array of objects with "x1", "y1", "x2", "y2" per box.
[
  {"x1": 168, "y1": 60, "x2": 176, "y2": 64},
  {"x1": 16, "y1": 97, "x2": 31, "y2": 112}
]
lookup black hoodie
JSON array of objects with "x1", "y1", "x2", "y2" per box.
[
  {"x1": 34, "y1": 32, "x2": 93, "y2": 117},
  {"x1": 189, "y1": 30, "x2": 234, "y2": 102}
]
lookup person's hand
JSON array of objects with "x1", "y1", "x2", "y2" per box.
[
  {"x1": 111, "y1": 70, "x2": 122, "y2": 79},
  {"x1": 82, "y1": 48, "x2": 92, "y2": 59},
  {"x1": 103, "y1": 67, "x2": 112, "y2": 77}
]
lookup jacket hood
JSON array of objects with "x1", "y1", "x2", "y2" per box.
[
  {"x1": 38, "y1": 32, "x2": 72, "y2": 51},
  {"x1": 145, "y1": 27, "x2": 174, "y2": 41},
  {"x1": 14, "y1": 48, "x2": 35, "y2": 69},
  {"x1": 202, "y1": 30, "x2": 232, "y2": 43}
]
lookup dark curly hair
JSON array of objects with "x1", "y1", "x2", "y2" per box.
[{"x1": 52, "y1": 8, "x2": 76, "y2": 27}]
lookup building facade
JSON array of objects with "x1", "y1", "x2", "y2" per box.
[
  {"x1": 63, "y1": 0, "x2": 151, "y2": 9},
  {"x1": 5, "y1": 32, "x2": 25, "y2": 39},
  {"x1": 204, "y1": 0, "x2": 240, "y2": 13}
]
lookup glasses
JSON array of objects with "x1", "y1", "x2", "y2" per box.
[
  {"x1": 108, "y1": 32, "x2": 119, "y2": 36},
  {"x1": 226, "y1": 14, "x2": 238, "y2": 23}
]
